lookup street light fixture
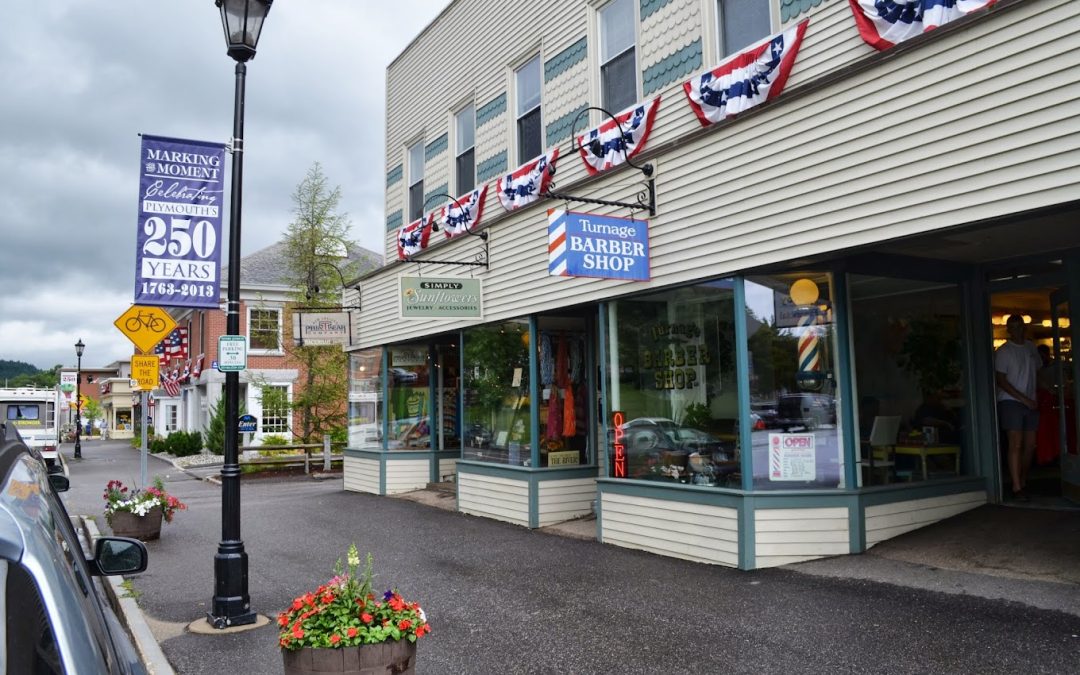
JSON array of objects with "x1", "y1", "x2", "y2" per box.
[
  {"x1": 74, "y1": 339, "x2": 84, "y2": 459},
  {"x1": 209, "y1": 0, "x2": 272, "y2": 630}
]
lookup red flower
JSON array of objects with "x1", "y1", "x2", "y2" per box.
[
  {"x1": 291, "y1": 623, "x2": 304, "y2": 639},
  {"x1": 361, "y1": 613, "x2": 373, "y2": 624},
  {"x1": 291, "y1": 598, "x2": 304, "y2": 611},
  {"x1": 389, "y1": 597, "x2": 405, "y2": 611},
  {"x1": 397, "y1": 620, "x2": 412, "y2": 631},
  {"x1": 321, "y1": 593, "x2": 335, "y2": 604},
  {"x1": 330, "y1": 635, "x2": 341, "y2": 645},
  {"x1": 346, "y1": 627, "x2": 358, "y2": 638},
  {"x1": 303, "y1": 593, "x2": 316, "y2": 607},
  {"x1": 277, "y1": 613, "x2": 289, "y2": 627}
]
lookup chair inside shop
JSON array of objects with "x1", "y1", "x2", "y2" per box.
[{"x1": 862, "y1": 415, "x2": 901, "y2": 484}]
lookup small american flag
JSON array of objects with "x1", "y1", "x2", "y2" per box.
[
  {"x1": 161, "y1": 373, "x2": 180, "y2": 397},
  {"x1": 154, "y1": 327, "x2": 188, "y2": 361}
]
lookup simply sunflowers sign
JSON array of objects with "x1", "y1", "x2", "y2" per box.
[{"x1": 399, "y1": 276, "x2": 482, "y2": 319}]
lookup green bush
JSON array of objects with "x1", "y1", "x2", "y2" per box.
[
  {"x1": 165, "y1": 430, "x2": 204, "y2": 457},
  {"x1": 206, "y1": 396, "x2": 244, "y2": 456},
  {"x1": 149, "y1": 437, "x2": 168, "y2": 454},
  {"x1": 329, "y1": 426, "x2": 348, "y2": 446},
  {"x1": 260, "y1": 434, "x2": 292, "y2": 447}
]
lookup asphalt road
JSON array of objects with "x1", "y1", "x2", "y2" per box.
[{"x1": 60, "y1": 440, "x2": 1079, "y2": 674}]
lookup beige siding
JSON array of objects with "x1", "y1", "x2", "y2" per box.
[
  {"x1": 458, "y1": 472, "x2": 530, "y2": 526},
  {"x1": 601, "y1": 492, "x2": 739, "y2": 566},
  {"x1": 754, "y1": 507, "x2": 850, "y2": 568},
  {"x1": 537, "y1": 478, "x2": 596, "y2": 526},
  {"x1": 385, "y1": 458, "x2": 430, "y2": 494},
  {"x1": 640, "y1": 0, "x2": 702, "y2": 80},
  {"x1": 343, "y1": 457, "x2": 380, "y2": 495},
  {"x1": 438, "y1": 458, "x2": 458, "y2": 482},
  {"x1": 865, "y1": 491, "x2": 986, "y2": 547},
  {"x1": 364, "y1": 0, "x2": 1079, "y2": 350}
]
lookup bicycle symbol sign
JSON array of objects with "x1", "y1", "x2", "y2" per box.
[{"x1": 113, "y1": 305, "x2": 177, "y2": 353}]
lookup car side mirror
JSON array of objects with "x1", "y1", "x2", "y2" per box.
[
  {"x1": 48, "y1": 474, "x2": 69, "y2": 492},
  {"x1": 91, "y1": 537, "x2": 148, "y2": 576}
]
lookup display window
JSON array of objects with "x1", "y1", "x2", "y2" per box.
[
  {"x1": 348, "y1": 349, "x2": 383, "y2": 450},
  {"x1": 537, "y1": 316, "x2": 590, "y2": 467},
  {"x1": 849, "y1": 275, "x2": 970, "y2": 485},
  {"x1": 745, "y1": 273, "x2": 844, "y2": 489},
  {"x1": 387, "y1": 344, "x2": 431, "y2": 451},
  {"x1": 463, "y1": 320, "x2": 531, "y2": 464},
  {"x1": 606, "y1": 281, "x2": 741, "y2": 486}
]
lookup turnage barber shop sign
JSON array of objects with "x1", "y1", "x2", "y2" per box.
[
  {"x1": 548, "y1": 209, "x2": 650, "y2": 281},
  {"x1": 134, "y1": 135, "x2": 225, "y2": 308}
]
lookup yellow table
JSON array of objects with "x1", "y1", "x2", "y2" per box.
[{"x1": 893, "y1": 444, "x2": 961, "y2": 481}]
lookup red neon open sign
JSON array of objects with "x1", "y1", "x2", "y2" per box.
[{"x1": 612, "y1": 410, "x2": 626, "y2": 478}]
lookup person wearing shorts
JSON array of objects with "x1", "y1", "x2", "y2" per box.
[{"x1": 995, "y1": 315, "x2": 1041, "y2": 501}]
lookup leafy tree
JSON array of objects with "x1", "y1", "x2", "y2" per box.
[
  {"x1": 277, "y1": 163, "x2": 376, "y2": 443},
  {"x1": 82, "y1": 397, "x2": 102, "y2": 431},
  {"x1": 206, "y1": 394, "x2": 245, "y2": 455}
]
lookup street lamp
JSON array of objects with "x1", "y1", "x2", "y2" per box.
[
  {"x1": 209, "y1": 0, "x2": 272, "y2": 630},
  {"x1": 74, "y1": 339, "x2": 84, "y2": 459}
]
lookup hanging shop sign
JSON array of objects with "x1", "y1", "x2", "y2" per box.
[
  {"x1": 683, "y1": 20, "x2": 808, "y2": 126},
  {"x1": 399, "y1": 276, "x2": 483, "y2": 318},
  {"x1": 769, "y1": 433, "x2": 816, "y2": 481},
  {"x1": 497, "y1": 148, "x2": 558, "y2": 212},
  {"x1": 548, "y1": 209, "x2": 650, "y2": 281},
  {"x1": 848, "y1": 0, "x2": 995, "y2": 51},
  {"x1": 134, "y1": 134, "x2": 226, "y2": 308},
  {"x1": 293, "y1": 312, "x2": 351, "y2": 346},
  {"x1": 59, "y1": 372, "x2": 77, "y2": 409},
  {"x1": 576, "y1": 96, "x2": 660, "y2": 176}
]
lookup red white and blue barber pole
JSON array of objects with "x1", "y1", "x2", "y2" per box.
[{"x1": 795, "y1": 307, "x2": 824, "y2": 391}]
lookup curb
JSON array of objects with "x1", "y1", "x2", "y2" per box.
[{"x1": 82, "y1": 517, "x2": 177, "y2": 675}]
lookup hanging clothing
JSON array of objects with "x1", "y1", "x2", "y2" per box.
[
  {"x1": 569, "y1": 336, "x2": 583, "y2": 385},
  {"x1": 540, "y1": 332, "x2": 554, "y2": 386},
  {"x1": 546, "y1": 388, "x2": 562, "y2": 441},
  {"x1": 555, "y1": 336, "x2": 570, "y2": 388},
  {"x1": 562, "y1": 385, "x2": 576, "y2": 437}
]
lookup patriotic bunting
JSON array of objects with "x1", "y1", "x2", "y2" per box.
[
  {"x1": 496, "y1": 148, "x2": 559, "y2": 212},
  {"x1": 440, "y1": 185, "x2": 487, "y2": 239},
  {"x1": 576, "y1": 97, "x2": 661, "y2": 176},
  {"x1": 683, "y1": 20, "x2": 808, "y2": 127},
  {"x1": 849, "y1": 0, "x2": 996, "y2": 51},
  {"x1": 161, "y1": 372, "x2": 180, "y2": 397},
  {"x1": 192, "y1": 354, "x2": 204, "y2": 379},
  {"x1": 397, "y1": 213, "x2": 434, "y2": 260},
  {"x1": 180, "y1": 359, "x2": 192, "y2": 382}
]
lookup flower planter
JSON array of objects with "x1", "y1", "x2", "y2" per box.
[
  {"x1": 282, "y1": 642, "x2": 416, "y2": 675},
  {"x1": 108, "y1": 506, "x2": 163, "y2": 541}
]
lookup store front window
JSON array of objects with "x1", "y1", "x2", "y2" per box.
[
  {"x1": 849, "y1": 275, "x2": 969, "y2": 485},
  {"x1": 348, "y1": 349, "x2": 383, "y2": 450},
  {"x1": 746, "y1": 273, "x2": 843, "y2": 489},
  {"x1": 463, "y1": 320, "x2": 530, "y2": 464},
  {"x1": 537, "y1": 316, "x2": 590, "y2": 467},
  {"x1": 606, "y1": 281, "x2": 740, "y2": 486},
  {"x1": 387, "y1": 344, "x2": 431, "y2": 451}
]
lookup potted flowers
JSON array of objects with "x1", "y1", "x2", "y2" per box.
[
  {"x1": 278, "y1": 544, "x2": 430, "y2": 675},
  {"x1": 103, "y1": 477, "x2": 187, "y2": 541}
]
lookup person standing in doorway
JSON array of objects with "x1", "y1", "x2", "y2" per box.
[{"x1": 995, "y1": 314, "x2": 1041, "y2": 501}]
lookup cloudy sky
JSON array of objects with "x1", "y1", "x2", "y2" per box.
[{"x1": 0, "y1": 0, "x2": 445, "y2": 371}]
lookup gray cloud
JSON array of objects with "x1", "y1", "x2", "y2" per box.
[{"x1": 0, "y1": 0, "x2": 444, "y2": 369}]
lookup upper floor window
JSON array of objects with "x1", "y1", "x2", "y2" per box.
[
  {"x1": 408, "y1": 141, "x2": 424, "y2": 221},
  {"x1": 455, "y1": 103, "x2": 475, "y2": 194},
  {"x1": 718, "y1": 0, "x2": 772, "y2": 58},
  {"x1": 248, "y1": 307, "x2": 281, "y2": 352},
  {"x1": 599, "y1": 0, "x2": 637, "y2": 113},
  {"x1": 515, "y1": 55, "x2": 542, "y2": 162}
]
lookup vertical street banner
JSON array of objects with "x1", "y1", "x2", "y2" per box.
[{"x1": 135, "y1": 134, "x2": 226, "y2": 308}]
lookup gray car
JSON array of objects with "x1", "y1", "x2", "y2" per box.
[{"x1": 0, "y1": 424, "x2": 149, "y2": 674}]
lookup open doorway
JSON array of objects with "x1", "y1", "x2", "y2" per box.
[{"x1": 989, "y1": 278, "x2": 1080, "y2": 507}]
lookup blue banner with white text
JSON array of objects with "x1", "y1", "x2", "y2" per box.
[
  {"x1": 548, "y1": 209, "x2": 650, "y2": 281},
  {"x1": 134, "y1": 134, "x2": 226, "y2": 308}
]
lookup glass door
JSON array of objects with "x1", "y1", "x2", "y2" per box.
[{"x1": 1051, "y1": 290, "x2": 1080, "y2": 502}]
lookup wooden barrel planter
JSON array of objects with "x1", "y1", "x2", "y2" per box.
[
  {"x1": 108, "y1": 505, "x2": 163, "y2": 541},
  {"x1": 282, "y1": 641, "x2": 417, "y2": 675}
]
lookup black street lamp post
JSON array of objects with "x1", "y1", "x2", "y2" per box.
[
  {"x1": 74, "y1": 339, "x2": 84, "y2": 459},
  {"x1": 209, "y1": 0, "x2": 272, "y2": 630}
]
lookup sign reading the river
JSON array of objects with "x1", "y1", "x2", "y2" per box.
[
  {"x1": 399, "y1": 276, "x2": 482, "y2": 318},
  {"x1": 134, "y1": 134, "x2": 226, "y2": 309},
  {"x1": 548, "y1": 209, "x2": 650, "y2": 281}
]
